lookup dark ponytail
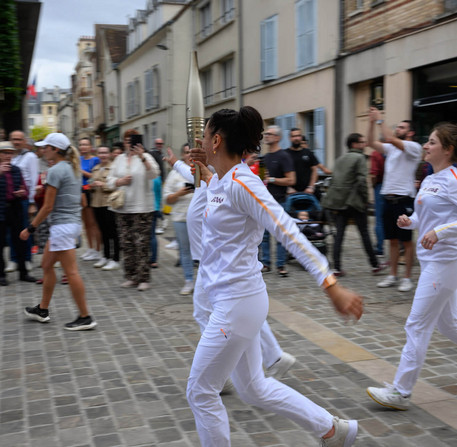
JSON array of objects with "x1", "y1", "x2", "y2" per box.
[{"x1": 208, "y1": 106, "x2": 264, "y2": 156}]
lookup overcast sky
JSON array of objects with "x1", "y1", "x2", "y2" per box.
[{"x1": 30, "y1": 0, "x2": 146, "y2": 91}]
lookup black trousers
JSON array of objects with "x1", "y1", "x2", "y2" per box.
[
  {"x1": 0, "y1": 201, "x2": 27, "y2": 278},
  {"x1": 93, "y1": 206, "x2": 120, "y2": 261},
  {"x1": 333, "y1": 207, "x2": 378, "y2": 271}
]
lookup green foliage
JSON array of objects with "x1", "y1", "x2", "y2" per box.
[
  {"x1": 30, "y1": 125, "x2": 52, "y2": 142},
  {"x1": 0, "y1": 0, "x2": 22, "y2": 112}
]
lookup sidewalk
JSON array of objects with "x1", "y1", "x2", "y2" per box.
[{"x1": 1, "y1": 223, "x2": 456, "y2": 446}]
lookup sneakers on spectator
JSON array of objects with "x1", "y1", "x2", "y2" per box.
[
  {"x1": 261, "y1": 265, "x2": 271, "y2": 273},
  {"x1": 320, "y1": 417, "x2": 358, "y2": 447},
  {"x1": 93, "y1": 257, "x2": 107, "y2": 268},
  {"x1": 121, "y1": 280, "x2": 137, "y2": 288},
  {"x1": 83, "y1": 250, "x2": 102, "y2": 261},
  {"x1": 26, "y1": 261, "x2": 33, "y2": 271},
  {"x1": 366, "y1": 383, "x2": 410, "y2": 410},
  {"x1": 64, "y1": 315, "x2": 97, "y2": 331},
  {"x1": 398, "y1": 278, "x2": 413, "y2": 292},
  {"x1": 155, "y1": 227, "x2": 164, "y2": 234},
  {"x1": 5, "y1": 261, "x2": 17, "y2": 272},
  {"x1": 166, "y1": 240, "x2": 179, "y2": 250},
  {"x1": 102, "y1": 260, "x2": 120, "y2": 271},
  {"x1": 265, "y1": 352, "x2": 296, "y2": 378},
  {"x1": 377, "y1": 275, "x2": 397, "y2": 288},
  {"x1": 137, "y1": 282, "x2": 151, "y2": 291},
  {"x1": 24, "y1": 304, "x2": 50, "y2": 323},
  {"x1": 372, "y1": 263, "x2": 388, "y2": 275},
  {"x1": 180, "y1": 280, "x2": 194, "y2": 295}
]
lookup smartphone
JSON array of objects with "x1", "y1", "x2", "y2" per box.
[
  {"x1": 184, "y1": 182, "x2": 195, "y2": 190},
  {"x1": 130, "y1": 134, "x2": 143, "y2": 147}
]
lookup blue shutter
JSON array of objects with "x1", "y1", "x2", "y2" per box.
[
  {"x1": 303, "y1": 0, "x2": 316, "y2": 68},
  {"x1": 261, "y1": 16, "x2": 277, "y2": 81},
  {"x1": 296, "y1": 0, "x2": 306, "y2": 70},
  {"x1": 313, "y1": 107, "x2": 325, "y2": 166}
]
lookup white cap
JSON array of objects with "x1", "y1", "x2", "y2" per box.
[
  {"x1": 35, "y1": 133, "x2": 71, "y2": 151},
  {"x1": 0, "y1": 141, "x2": 15, "y2": 152}
]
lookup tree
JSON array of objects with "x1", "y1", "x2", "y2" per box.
[
  {"x1": 0, "y1": 0, "x2": 22, "y2": 127},
  {"x1": 30, "y1": 125, "x2": 52, "y2": 142}
]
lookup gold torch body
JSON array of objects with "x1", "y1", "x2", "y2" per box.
[{"x1": 186, "y1": 51, "x2": 205, "y2": 187}]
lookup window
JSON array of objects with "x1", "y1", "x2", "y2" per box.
[
  {"x1": 48, "y1": 106, "x2": 52, "y2": 114},
  {"x1": 221, "y1": 0, "x2": 234, "y2": 23},
  {"x1": 260, "y1": 15, "x2": 278, "y2": 81},
  {"x1": 313, "y1": 108, "x2": 325, "y2": 167},
  {"x1": 126, "y1": 82, "x2": 135, "y2": 118},
  {"x1": 200, "y1": 3, "x2": 212, "y2": 37},
  {"x1": 275, "y1": 114, "x2": 296, "y2": 149},
  {"x1": 134, "y1": 78, "x2": 141, "y2": 116},
  {"x1": 143, "y1": 124, "x2": 149, "y2": 148},
  {"x1": 151, "y1": 121, "x2": 157, "y2": 143},
  {"x1": 202, "y1": 69, "x2": 213, "y2": 105},
  {"x1": 296, "y1": 0, "x2": 316, "y2": 71},
  {"x1": 88, "y1": 104, "x2": 94, "y2": 125},
  {"x1": 145, "y1": 69, "x2": 153, "y2": 110},
  {"x1": 371, "y1": 78, "x2": 384, "y2": 110},
  {"x1": 145, "y1": 68, "x2": 160, "y2": 110},
  {"x1": 222, "y1": 59, "x2": 234, "y2": 98},
  {"x1": 87, "y1": 74, "x2": 92, "y2": 89}
]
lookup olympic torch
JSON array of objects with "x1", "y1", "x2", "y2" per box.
[{"x1": 186, "y1": 51, "x2": 205, "y2": 187}]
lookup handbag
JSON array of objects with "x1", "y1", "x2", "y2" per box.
[{"x1": 107, "y1": 188, "x2": 125, "y2": 209}]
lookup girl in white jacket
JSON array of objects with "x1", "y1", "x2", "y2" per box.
[
  {"x1": 186, "y1": 106, "x2": 363, "y2": 447},
  {"x1": 367, "y1": 122, "x2": 457, "y2": 410}
]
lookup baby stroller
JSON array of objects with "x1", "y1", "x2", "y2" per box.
[{"x1": 285, "y1": 193, "x2": 328, "y2": 255}]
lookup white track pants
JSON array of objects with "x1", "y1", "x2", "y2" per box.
[
  {"x1": 186, "y1": 290, "x2": 333, "y2": 447},
  {"x1": 192, "y1": 269, "x2": 282, "y2": 368},
  {"x1": 394, "y1": 260, "x2": 457, "y2": 396}
]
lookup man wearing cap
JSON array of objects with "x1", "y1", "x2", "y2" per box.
[
  {"x1": 0, "y1": 141, "x2": 37, "y2": 285},
  {"x1": 5, "y1": 130, "x2": 39, "y2": 272}
]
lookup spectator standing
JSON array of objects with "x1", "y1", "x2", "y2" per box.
[
  {"x1": 163, "y1": 144, "x2": 195, "y2": 295},
  {"x1": 285, "y1": 128, "x2": 318, "y2": 196},
  {"x1": 321, "y1": 133, "x2": 385, "y2": 276},
  {"x1": 149, "y1": 175, "x2": 162, "y2": 269},
  {"x1": 79, "y1": 137, "x2": 102, "y2": 261},
  {"x1": 0, "y1": 141, "x2": 36, "y2": 285},
  {"x1": 367, "y1": 122, "x2": 457, "y2": 410},
  {"x1": 6, "y1": 130, "x2": 39, "y2": 272},
  {"x1": 107, "y1": 129, "x2": 159, "y2": 291},
  {"x1": 368, "y1": 108, "x2": 422, "y2": 292},
  {"x1": 261, "y1": 125, "x2": 295, "y2": 277},
  {"x1": 370, "y1": 149, "x2": 386, "y2": 256},
  {"x1": 22, "y1": 133, "x2": 96, "y2": 330},
  {"x1": 90, "y1": 146, "x2": 120, "y2": 271}
]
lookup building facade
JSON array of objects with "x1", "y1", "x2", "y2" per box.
[{"x1": 339, "y1": 0, "x2": 457, "y2": 149}]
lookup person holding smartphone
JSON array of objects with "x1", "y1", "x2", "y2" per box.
[
  {"x1": 107, "y1": 130, "x2": 159, "y2": 291},
  {"x1": 163, "y1": 143, "x2": 195, "y2": 295}
]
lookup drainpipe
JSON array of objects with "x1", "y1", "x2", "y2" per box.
[
  {"x1": 334, "y1": 0, "x2": 346, "y2": 158},
  {"x1": 237, "y1": 0, "x2": 244, "y2": 107}
]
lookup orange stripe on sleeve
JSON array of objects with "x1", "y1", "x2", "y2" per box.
[
  {"x1": 451, "y1": 168, "x2": 457, "y2": 181},
  {"x1": 231, "y1": 171, "x2": 329, "y2": 280}
]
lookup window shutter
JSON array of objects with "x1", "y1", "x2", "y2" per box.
[
  {"x1": 275, "y1": 114, "x2": 296, "y2": 149},
  {"x1": 313, "y1": 107, "x2": 325, "y2": 166},
  {"x1": 296, "y1": 0, "x2": 306, "y2": 70}
]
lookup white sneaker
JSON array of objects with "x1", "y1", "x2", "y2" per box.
[
  {"x1": 180, "y1": 280, "x2": 194, "y2": 295},
  {"x1": 265, "y1": 352, "x2": 296, "y2": 378},
  {"x1": 137, "y1": 282, "x2": 151, "y2": 291},
  {"x1": 80, "y1": 249, "x2": 93, "y2": 260},
  {"x1": 398, "y1": 278, "x2": 413, "y2": 292},
  {"x1": 155, "y1": 227, "x2": 164, "y2": 234},
  {"x1": 366, "y1": 383, "x2": 410, "y2": 410},
  {"x1": 320, "y1": 417, "x2": 358, "y2": 447},
  {"x1": 26, "y1": 261, "x2": 33, "y2": 271},
  {"x1": 93, "y1": 257, "x2": 107, "y2": 268},
  {"x1": 102, "y1": 260, "x2": 120, "y2": 271},
  {"x1": 377, "y1": 275, "x2": 397, "y2": 288},
  {"x1": 166, "y1": 240, "x2": 179, "y2": 250},
  {"x1": 84, "y1": 250, "x2": 102, "y2": 261},
  {"x1": 5, "y1": 261, "x2": 17, "y2": 273}
]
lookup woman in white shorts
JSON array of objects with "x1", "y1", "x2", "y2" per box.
[
  {"x1": 187, "y1": 106, "x2": 363, "y2": 447},
  {"x1": 21, "y1": 133, "x2": 97, "y2": 331},
  {"x1": 367, "y1": 122, "x2": 457, "y2": 409}
]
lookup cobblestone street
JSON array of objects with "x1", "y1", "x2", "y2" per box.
[{"x1": 1, "y1": 221, "x2": 457, "y2": 446}]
